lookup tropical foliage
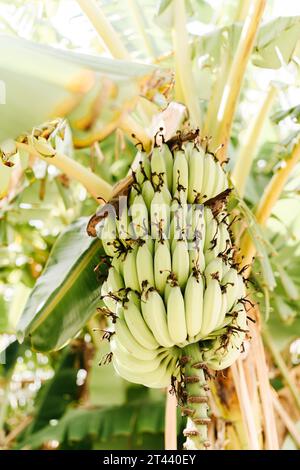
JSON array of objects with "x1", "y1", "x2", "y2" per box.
[{"x1": 1, "y1": 0, "x2": 300, "y2": 450}]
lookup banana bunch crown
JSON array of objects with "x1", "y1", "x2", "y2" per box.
[{"x1": 96, "y1": 133, "x2": 248, "y2": 389}]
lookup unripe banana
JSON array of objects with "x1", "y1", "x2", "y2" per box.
[
  {"x1": 162, "y1": 144, "x2": 174, "y2": 192},
  {"x1": 236, "y1": 273, "x2": 246, "y2": 300},
  {"x1": 204, "y1": 258, "x2": 223, "y2": 283},
  {"x1": 172, "y1": 239, "x2": 190, "y2": 289},
  {"x1": 141, "y1": 353, "x2": 176, "y2": 388},
  {"x1": 132, "y1": 151, "x2": 151, "y2": 184},
  {"x1": 142, "y1": 180, "x2": 155, "y2": 210},
  {"x1": 112, "y1": 347, "x2": 172, "y2": 387},
  {"x1": 172, "y1": 150, "x2": 188, "y2": 203},
  {"x1": 151, "y1": 146, "x2": 167, "y2": 188},
  {"x1": 141, "y1": 289, "x2": 174, "y2": 348},
  {"x1": 98, "y1": 214, "x2": 117, "y2": 257},
  {"x1": 215, "y1": 292, "x2": 228, "y2": 329},
  {"x1": 160, "y1": 185, "x2": 172, "y2": 206},
  {"x1": 204, "y1": 209, "x2": 217, "y2": 252},
  {"x1": 117, "y1": 198, "x2": 133, "y2": 242},
  {"x1": 123, "y1": 249, "x2": 140, "y2": 292},
  {"x1": 201, "y1": 154, "x2": 216, "y2": 201},
  {"x1": 182, "y1": 141, "x2": 195, "y2": 161},
  {"x1": 184, "y1": 273, "x2": 204, "y2": 339},
  {"x1": 126, "y1": 289, "x2": 140, "y2": 308},
  {"x1": 167, "y1": 285, "x2": 187, "y2": 344},
  {"x1": 146, "y1": 354, "x2": 178, "y2": 388},
  {"x1": 212, "y1": 160, "x2": 228, "y2": 197},
  {"x1": 123, "y1": 299, "x2": 159, "y2": 350},
  {"x1": 200, "y1": 278, "x2": 222, "y2": 338},
  {"x1": 170, "y1": 200, "x2": 188, "y2": 244},
  {"x1": 115, "y1": 309, "x2": 158, "y2": 360},
  {"x1": 189, "y1": 245, "x2": 206, "y2": 273},
  {"x1": 129, "y1": 185, "x2": 139, "y2": 206},
  {"x1": 107, "y1": 266, "x2": 124, "y2": 293},
  {"x1": 217, "y1": 222, "x2": 230, "y2": 255},
  {"x1": 189, "y1": 204, "x2": 205, "y2": 246},
  {"x1": 204, "y1": 303, "x2": 247, "y2": 370},
  {"x1": 150, "y1": 191, "x2": 170, "y2": 240},
  {"x1": 101, "y1": 280, "x2": 118, "y2": 313},
  {"x1": 145, "y1": 237, "x2": 154, "y2": 256},
  {"x1": 221, "y1": 268, "x2": 239, "y2": 312},
  {"x1": 113, "y1": 341, "x2": 164, "y2": 372},
  {"x1": 130, "y1": 194, "x2": 149, "y2": 239},
  {"x1": 188, "y1": 147, "x2": 205, "y2": 203},
  {"x1": 136, "y1": 242, "x2": 155, "y2": 290},
  {"x1": 111, "y1": 256, "x2": 124, "y2": 277},
  {"x1": 154, "y1": 240, "x2": 172, "y2": 295}
]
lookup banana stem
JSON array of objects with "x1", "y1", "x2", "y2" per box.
[
  {"x1": 232, "y1": 85, "x2": 277, "y2": 197},
  {"x1": 172, "y1": 0, "x2": 201, "y2": 127},
  {"x1": 76, "y1": 0, "x2": 130, "y2": 60},
  {"x1": 181, "y1": 343, "x2": 211, "y2": 450},
  {"x1": 213, "y1": 0, "x2": 266, "y2": 157},
  {"x1": 16, "y1": 142, "x2": 113, "y2": 202}
]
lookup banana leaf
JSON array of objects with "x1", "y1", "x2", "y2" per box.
[
  {"x1": 192, "y1": 16, "x2": 300, "y2": 69},
  {"x1": 17, "y1": 217, "x2": 105, "y2": 352},
  {"x1": 0, "y1": 35, "x2": 156, "y2": 141}
]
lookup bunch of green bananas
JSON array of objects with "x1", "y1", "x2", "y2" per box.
[{"x1": 97, "y1": 136, "x2": 248, "y2": 389}]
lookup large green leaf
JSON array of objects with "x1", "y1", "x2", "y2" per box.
[
  {"x1": 89, "y1": 343, "x2": 127, "y2": 407},
  {"x1": 27, "y1": 347, "x2": 82, "y2": 434},
  {"x1": 16, "y1": 401, "x2": 167, "y2": 450},
  {"x1": 17, "y1": 217, "x2": 104, "y2": 352}
]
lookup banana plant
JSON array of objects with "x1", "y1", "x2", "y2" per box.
[{"x1": 1, "y1": 0, "x2": 300, "y2": 451}]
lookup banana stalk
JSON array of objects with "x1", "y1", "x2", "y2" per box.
[{"x1": 181, "y1": 343, "x2": 211, "y2": 450}]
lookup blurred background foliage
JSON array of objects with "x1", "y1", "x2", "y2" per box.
[{"x1": 1, "y1": 0, "x2": 300, "y2": 450}]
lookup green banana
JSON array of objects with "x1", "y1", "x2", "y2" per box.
[
  {"x1": 172, "y1": 149, "x2": 188, "y2": 203},
  {"x1": 167, "y1": 285, "x2": 187, "y2": 344},
  {"x1": 184, "y1": 273, "x2": 204, "y2": 339},
  {"x1": 201, "y1": 154, "x2": 216, "y2": 200},
  {"x1": 141, "y1": 289, "x2": 174, "y2": 348},
  {"x1": 204, "y1": 258, "x2": 224, "y2": 283},
  {"x1": 107, "y1": 266, "x2": 124, "y2": 293},
  {"x1": 123, "y1": 299, "x2": 159, "y2": 350},
  {"x1": 142, "y1": 180, "x2": 155, "y2": 210},
  {"x1": 213, "y1": 161, "x2": 228, "y2": 197},
  {"x1": 136, "y1": 242, "x2": 155, "y2": 290},
  {"x1": 130, "y1": 193, "x2": 149, "y2": 239},
  {"x1": 172, "y1": 239, "x2": 190, "y2": 289},
  {"x1": 187, "y1": 146, "x2": 205, "y2": 203},
  {"x1": 123, "y1": 249, "x2": 140, "y2": 292},
  {"x1": 154, "y1": 240, "x2": 172, "y2": 295},
  {"x1": 200, "y1": 278, "x2": 222, "y2": 338},
  {"x1": 115, "y1": 309, "x2": 158, "y2": 360},
  {"x1": 101, "y1": 280, "x2": 118, "y2": 313},
  {"x1": 150, "y1": 191, "x2": 170, "y2": 239},
  {"x1": 151, "y1": 146, "x2": 168, "y2": 189}
]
